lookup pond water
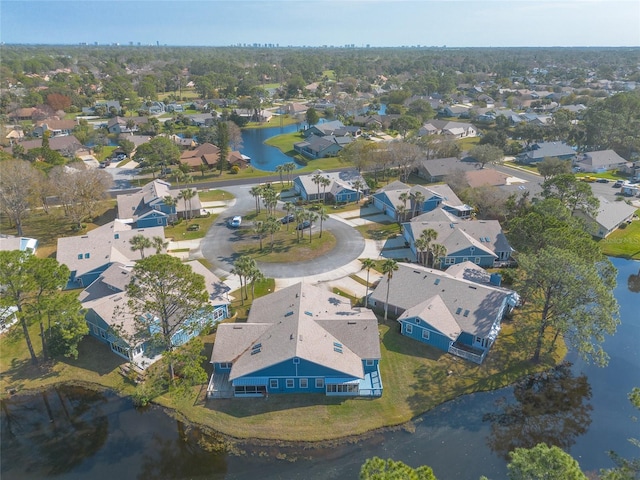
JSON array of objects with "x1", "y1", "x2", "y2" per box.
[
  {"x1": 2, "y1": 257, "x2": 638, "y2": 479},
  {"x1": 239, "y1": 105, "x2": 386, "y2": 172}
]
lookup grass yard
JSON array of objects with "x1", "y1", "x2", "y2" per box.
[
  {"x1": 0, "y1": 200, "x2": 117, "y2": 258},
  {"x1": 598, "y1": 213, "x2": 640, "y2": 260},
  {"x1": 197, "y1": 189, "x2": 234, "y2": 202},
  {"x1": 164, "y1": 213, "x2": 218, "y2": 241},
  {"x1": 355, "y1": 221, "x2": 401, "y2": 241},
  {"x1": 230, "y1": 226, "x2": 337, "y2": 263},
  {"x1": 154, "y1": 313, "x2": 565, "y2": 442}
]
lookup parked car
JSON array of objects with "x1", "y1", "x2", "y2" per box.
[
  {"x1": 613, "y1": 180, "x2": 624, "y2": 188},
  {"x1": 296, "y1": 220, "x2": 311, "y2": 230},
  {"x1": 228, "y1": 216, "x2": 242, "y2": 228},
  {"x1": 280, "y1": 214, "x2": 295, "y2": 224},
  {"x1": 596, "y1": 178, "x2": 609, "y2": 183},
  {"x1": 580, "y1": 176, "x2": 596, "y2": 182}
]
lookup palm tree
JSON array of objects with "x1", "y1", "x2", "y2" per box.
[
  {"x1": 361, "y1": 258, "x2": 376, "y2": 306},
  {"x1": 396, "y1": 204, "x2": 407, "y2": 223},
  {"x1": 264, "y1": 216, "x2": 281, "y2": 250},
  {"x1": 248, "y1": 265, "x2": 265, "y2": 301},
  {"x1": 129, "y1": 234, "x2": 152, "y2": 259},
  {"x1": 381, "y1": 259, "x2": 398, "y2": 321},
  {"x1": 411, "y1": 190, "x2": 425, "y2": 218},
  {"x1": 276, "y1": 164, "x2": 285, "y2": 186},
  {"x1": 285, "y1": 162, "x2": 296, "y2": 186},
  {"x1": 420, "y1": 228, "x2": 438, "y2": 266},
  {"x1": 249, "y1": 185, "x2": 263, "y2": 214},
  {"x1": 262, "y1": 187, "x2": 278, "y2": 216},
  {"x1": 253, "y1": 220, "x2": 267, "y2": 251},
  {"x1": 430, "y1": 243, "x2": 447, "y2": 269},
  {"x1": 320, "y1": 176, "x2": 331, "y2": 203},
  {"x1": 306, "y1": 211, "x2": 318, "y2": 243},
  {"x1": 312, "y1": 173, "x2": 324, "y2": 201},
  {"x1": 317, "y1": 206, "x2": 329, "y2": 238},
  {"x1": 294, "y1": 208, "x2": 306, "y2": 243},
  {"x1": 151, "y1": 236, "x2": 168, "y2": 254},
  {"x1": 178, "y1": 188, "x2": 196, "y2": 221},
  {"x1": 231, "y1": 255, "x2": 256, "y2": 304},
  {"x1": 414, "y1": 237, "x2": 428, "y2": 265},
  {"x1": 162, "y1": 195, "x2": 178, "y2": 223},
  {"x1": 352, "y1": 179, "x2": 365, "y2": 204},
  {"x1": 399, "y1": 191, "x2": 410, "y2": 211},
  {"x1": 283, "y1": 201, "x2": 295, "y2": 231}
]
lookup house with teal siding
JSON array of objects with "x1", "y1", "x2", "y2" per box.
[
  {"x1": 293, "y1": 169, "x2": 369, "y2": 204},
  {"x1": 56, "y1": 220, "x2": 165, "y2": 289},
  {"x1": 207, "y1": 283, "x2": 381, "y2": 399},
  {"x1": 402, "y1": 208, "x2": 513, "y2": 268},
  {"x1": 116, "y1": 179, "x2": 201, "y2": 228},
  {"x1": 80, "y1": 260, "x2": 229, "y2": 367},
  {"x1": 372, "y1": 182, "x2": 473, "y2": 222},
  {"x1": 368, "y1": 262, "x2": 519, "y2": 364}
]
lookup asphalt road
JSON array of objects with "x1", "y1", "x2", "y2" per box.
[{"x1": 199, "y1": 184, "x2": 366, "y2": 279}]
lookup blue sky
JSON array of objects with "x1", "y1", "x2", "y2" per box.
[{"x1": 1, "y1": 1, "x2": 638, "y2": 47}]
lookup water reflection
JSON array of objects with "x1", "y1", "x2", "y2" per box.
[
  {"x1": 1, "y1": 385, "x2": 109, "y2": 476},
  {"x1": 136, "y1": 420, "x2": 228, "y2": 480},
  {"x1": 483, "y1": 362, "x2": 592, "y2": 459},
  {"x1": 628, "y1": 266, "x2": 640, "y2": 293}
]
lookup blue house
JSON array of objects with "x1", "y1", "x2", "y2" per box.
[
  {"x1": 80, "y1": 261, "x2": 229, "y2": 367},
  {"x1": 56, "y1": 220, "x2": 166, "y2": 289},
  {"x1": 294, "y1": 134, "x2": 348, "y2": 159},
  {"x1": 293, "y1": 169, "x2": 369, "y2": 204},
  {"x1": 368, "y1": 262, "x2": 519, "y2": 364},
  {"x1": 207, "y1": 283, "x2": 382, "y2": 399},
  {"x1": 402, "y1": 208, "x2": 514, "y2": 269},
  {"x1": 372, "y1": 182, "x2": 473, "y2": 221},
  {"x1": 116, "y1": 180, "x2": 201, "y2": 228},
  {"x1": 516, "y1": 142, "x2": 575, "y2": 164}
]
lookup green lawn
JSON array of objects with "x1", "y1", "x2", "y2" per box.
[
  {"x1": 154, "y1": 314, "x2": 565, "y2": 442},
  {"x1": 230, "y1": 223, "x2": 337, "y2": 263},
  {"x1": 598, "y1": 212, "x2": 640, "y2": 259},
  {"x1": 355, "y1": 221, "x2": 401, "y2": 241},
  {"x1": 197, "y1": 189, "x2": 234, "y2": 202},
  {"x1": 0, "y1": 201, "x2": 117, "y2": 259},
  {"x1": 163, "y1": 213, "x2": 218, "y2": 241}
]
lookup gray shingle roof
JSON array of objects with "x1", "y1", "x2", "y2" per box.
[
  {"x1": 369, "y1": 263, "x2": 516, "y2": 337},
  {"x1": 56, "y1": 221, "x2": 165, "y2": 278},
  {"x1": 212, "y1": 283, "x2": 380, "y2": 381}
]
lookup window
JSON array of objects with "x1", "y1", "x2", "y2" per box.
[
  {"x1": 286, "y1": 379, "x2": 294, "y2": 388},
  {"x1": 445, "y1": 257, "x2": 455, "y2": 265},
  {"x1": 414, "y1": 318, "x2": 420, "y2": 324},
  {"x1": 300, "y1": 378, "x2": 308, "y2": 388},
  {"x1": 114, "y1": 234, "x2": 119, "y2": 239},
  {"x1": 269, "y1": 379, "x2": 278, "y2": 389},
  {"x1": 220, "y1": 362, "x2": 232, "y2": 370},
  {"x1": 365, "y1": 359, "x2": 374, "y2": 366},
  {"x1": 77, "y1": 254, "x2": 83, "y2": 260},
  {"x1": 315, "y1": 378, "x2": 324, "y2": 389},
  {"x1": 293, "y1": 357, "x2": 300, "y2": 364},
  {"x1": 99, "y1": 329, "x2": 106, "y2": 339},
  {"x1": 463, "y1": 257, "x2": 468, "y2": 262},
  {"x1": 84, "y1": 253, "x2": 90, "y2": 259},
  {"x1": 474, "y1": 257, "x2": 481, "y2": 264},
  {"x1": 422, "y1": 329, "x2": 430, "y2": 340},
  {"x1": 406, "y1": 324, "x2": 413, "y2": 334}
]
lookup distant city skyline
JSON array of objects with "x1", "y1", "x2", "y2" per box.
[{"x1": 1, "y1": 0, "x2": 639, "y2": 48}]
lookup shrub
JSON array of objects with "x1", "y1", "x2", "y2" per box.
[{"x1": 230, "y1": 165, "x2": 240, "y2": 174}]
